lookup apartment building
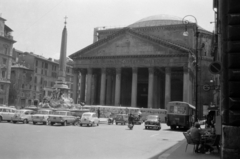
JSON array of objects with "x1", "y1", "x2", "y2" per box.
[
  {"x1": 0, "y1": 16, "x2": 16, "y2": 105},
  {"x1": 10, "y1": 50, "x2": 74, "y2": 107}
]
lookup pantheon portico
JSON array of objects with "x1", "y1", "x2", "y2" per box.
[{"x1": 70, "y1": 15, "x2": 213, "y2": 110}]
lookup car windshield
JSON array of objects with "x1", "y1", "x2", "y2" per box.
[
  {"x1": 37, "y1": 111, "x2": 50, "y2": 114},
  {"x1": 53, "y1": 112, "x2": 67, "y2": 115},
  {"x1": 82, "y1": 114, "x2": 91, "y2": 117},
  {"x1": 15, "y1": 110, "x2": 26, "y2": 114},
  {"x1": 147, "y1": 116, "x2": 158, "y2": 120}
]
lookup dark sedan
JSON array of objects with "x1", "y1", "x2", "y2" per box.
[{"x1": 145, "y1": 115, "x2": 161, "y2": 130}]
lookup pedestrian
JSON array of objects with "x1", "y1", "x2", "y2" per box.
[
  {"x1": 97, "y1": 107, "x2": 101, "y2": 118},
  {"x1": 186, "y1": 122, "x2": 202, "y2": 153}
]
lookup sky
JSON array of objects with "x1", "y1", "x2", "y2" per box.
[{"x1": 1, "y1": 0, "x2": 215, "y2": 60}]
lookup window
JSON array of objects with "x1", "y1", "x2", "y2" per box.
[
  {"x1": 34, "y1": 77, "x2": 37, "y2": 83},
  {"x1": 29, "y1": 85, "x2": 32, "y2": 89},
  {"x1": 3, "y1": 58, "x2": 7, "y2": 64},
  {"x1": 2, "y1": 70, "x2": 6, "y2": 78},
  {"x1": 22, "y1": 84, "x2": 24, "y2": 89},
  {"x1": 35, "y1": 68, "x2": 37, "y2": 73},
  {"x1": 45, "y1": 70, "x2": 47, "y2": 76},
  {"x1": 34, "y1": 86, "x2": 36, "y2": 91},
  {"x1": 41, "y1": 69, "x2": 43, "y2": 75},
  {"x1": 0, "y1": 84, "x2": 4, "y2": 90},
  {"x1": 45, "y1": 63, "x2": 48, "y2": 69},
  {"x1": 36, "y1": 60, "x2": 38, "y2": 67}
]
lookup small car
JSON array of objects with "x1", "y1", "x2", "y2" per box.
[
  {"x1": 80, "y1": 112, "x2": 99, "y2": 127},
  {"x1": 115, "y1": 114, "x2": 128, "y2": 125},
  {"x1": 145, "y1": 115, "x2": 161, "y2": 130},
  {"x1": 32, "y1": 109, "x2": 54, "y2": 125},
  {"x1": 0, "y1": 106, "x2": 16, "y2": 122},
  {"x1": 48, "y1": 110, "x2": 77, "y2": 126},
  {"x1": 11, "y1": 109, "x2": 35, "y2": 124}
]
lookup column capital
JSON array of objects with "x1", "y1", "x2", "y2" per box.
[
  {"x1": 183, "y1": 66, "x2": 189, "y2": 73},
  {"x1": 80, "y1": 69, "x2": 87, "y2": 75},
  {"x1": 116, "y1": 67, "x2": 121, "y2": 74},
  {"x1": 87, "y1": 68, "x2": 92, "y2": 74},
  {"x1": 165, "y1": 67, "x2": 171, "y2": 73},
  {"x1": 101, "y1": 68, "x2": 106, "y2": 74},
  {"x1": 148, "y1": 67, "x2": 154, "y2": 74},
  {"x1": 132, "y1": 67, "x2": 138, "y2": 73}
]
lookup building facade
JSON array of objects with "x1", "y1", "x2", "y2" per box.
[
  {"x1": 10, "y1": 50, "x2": 74, "y2": 107},
  {"x1": 70, "y1": 15, "x2": 213, "y2": 118},
  {"x1": 0, "y1": 16, "x2": 15, "y2": 105}
]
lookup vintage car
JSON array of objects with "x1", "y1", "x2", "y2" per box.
[
  {"x1": 48, "y1": 110, "x2": 77, "y2": 126},
  {"x1": 79, "y1": 112, "x2": 99, "y2": 127},
  {"x1": 11, "y1": 109, "x2": 35, "y2": 124},
  {"x1": 0, "y1": 106, "x2": 16, "y2": 122},
  {"x1": 145, "y1": 115, "x2": 161, "y2": 130},
  {"x1": 70, "y1": 109, "x2": 90, "y2": 126},
  {"x1": 32, "y1": 109, "x2": 54, "y2": 125},
  {"x1": 115, "y1": 114, "x2": 128, "y2": 125}
]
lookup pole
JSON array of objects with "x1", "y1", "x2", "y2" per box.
[{"x1": 195, "y1": 25, "x2": 199, "y2": 122}]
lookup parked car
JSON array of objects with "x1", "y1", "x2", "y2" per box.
[
  {"x1": 80, "y1": 112, "x2": 99, "y2": 127},
  {"x1": 0, "y1": 106, "x2": 16, "y2": 122},
  {"x1": 11, "y1": 109, "x2": 36, "y2": 124},
  {"x1": 32, "y1": 109, "x2": 54, "y2": 125},
  {"x1": 115, "y1": 114, "x2": 128, "y2": 125},
  {"x1": 70, "y1": 109, "x2": 90, "y2": 126},
  {"x1": 145, "y1": 115, "x2": 161, "y2": 130},
  {"x1": 48, "y1": 110, "x2": 77, "y2": 126}
]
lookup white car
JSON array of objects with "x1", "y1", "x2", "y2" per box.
[
  {"x1": 0, "y1": 106, "x2": 16, "y2": 122},
  {"x1": 11, "y1": 109, "x2": 35, "y2": 124},
  {"x1": 80, "y1": 112, "x2": 99, "y2": 127},
  {"x1": 32, "y1": 109, "x2": 53, "y2": 125}
]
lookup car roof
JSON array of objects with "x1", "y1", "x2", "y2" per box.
[
  {"x1": 17, "y1": 109, "x2": 33, "y2": 112},
  {"x1": 82, "y1": 112, "x2": 95, "y2": 114},
  {"x1": 0, "y1": 106, "x2": 16, "y2": 109},
  {"x1": 55, "y1": 110, "x2": 69, "y2": 113},
  {"x1": 38, "y1": 109, "x2": 53, "y2": 111}
]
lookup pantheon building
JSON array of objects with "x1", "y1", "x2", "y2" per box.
[{"x1": 70, "y1": 15, "x2": 214, "y2": 116}]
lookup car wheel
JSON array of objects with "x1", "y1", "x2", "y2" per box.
[
  {"x1": 63, "y1": 121, "x2": 67, "y2": 126},
  {"x1": 33, "y1": 122, "x2": 36, "y2": 125},
  {"x1": 80, "y1": 123, "x2": 82, "y2": 127},
  {"x1": 97, "y1": 122, "x2": 99, "y2": 126},
  {"x1": 0, "y1": 116, "x2": 2, "y2": 122},
  {"x1": 13, "y1": 121, "x2": 16, "y2": 124},
  {"x1": 50, "y1": 122, "x2": 54, "y2": 126},
  {"x1": 145, "y1": 126, "x2": 148, "y2": 129},
  {"x1": 23, "y1": 119, "x2": 28, "y2": 124}
]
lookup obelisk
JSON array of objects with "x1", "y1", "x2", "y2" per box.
[{"x1": 53, "y1": 17, "x2": 69, "y2": 93}]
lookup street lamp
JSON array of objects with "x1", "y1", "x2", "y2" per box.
[{"x1": 182, "y1": 15, "x2": 199, "y2": 122}]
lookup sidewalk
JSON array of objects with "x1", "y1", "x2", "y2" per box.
[{"x1": 157, "y1": 140, "x2": 220, "y2": 159}]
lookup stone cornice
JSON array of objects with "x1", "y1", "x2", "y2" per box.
[
  {"x1": 69, "y1": 27, "x2": 192, "y2": 59},
  {"x1": 75, "y1": 53, "x2": 188, "y2": 60}
]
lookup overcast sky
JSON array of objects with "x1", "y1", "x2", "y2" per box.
[{"x1": 1, "y1": 0, "x2": 214, "y2": 59}]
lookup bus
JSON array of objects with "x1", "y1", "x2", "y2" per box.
[
  {"x1": 82, "y1": 105, "x2": 141, "y2": 118},
  {"x1": 166, "y1": 101, "x2": 195, "y2": 130}
]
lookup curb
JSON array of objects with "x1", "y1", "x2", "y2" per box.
[{"x1": 158, "y1": 139, "x2": 186, "y2": 159}]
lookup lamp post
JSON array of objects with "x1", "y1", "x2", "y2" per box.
[{"x1": 182, "y1": 15, "x2": 199, "y2": 122}]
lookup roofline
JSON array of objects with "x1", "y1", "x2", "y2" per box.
[{"x1": 70, "y1": 27, "x2": 191, "y2": 59}]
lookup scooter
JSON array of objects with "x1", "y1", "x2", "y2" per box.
[{"x1": 128, "y1": 123, "x2": 134, "y2": 130}]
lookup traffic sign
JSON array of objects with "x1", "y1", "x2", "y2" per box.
[
  {"x1": 203, "y1": 84, "x2": 211, "y2": 91},
  {"x1": 209, "y1": 62, "x2": 222, "y2": 74}
]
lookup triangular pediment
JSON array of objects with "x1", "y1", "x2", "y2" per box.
[{"x1": 70, "y1": 28, "x2": 191, "y2": 59}]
